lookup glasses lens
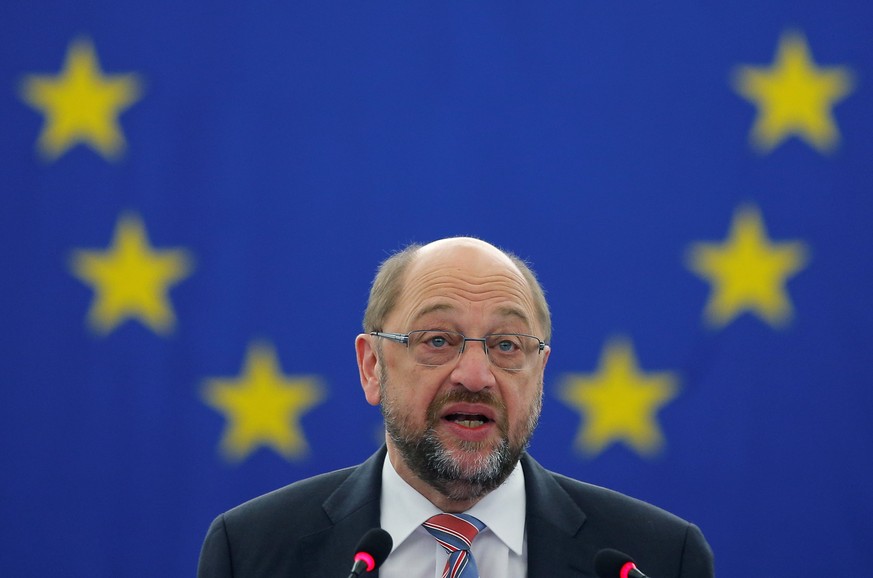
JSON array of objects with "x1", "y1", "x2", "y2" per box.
[
  {"x1": 486, "y1": 334, "x2": 541, "y2": 370},
  {"x1": 408, "y1": 331, "x2": 464, "y2": 366}
]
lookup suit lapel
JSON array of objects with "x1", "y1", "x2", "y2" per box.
[
  {"x1": 299, "y1": 448, "x2": 387, "y2": 576},
  {"x1": 522, "y1": 454, "x2": 595, "y2": 577}
]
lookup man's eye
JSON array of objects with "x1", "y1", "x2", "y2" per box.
[
  {"x1": 429, "y1": 336, "x2": 447, "y2": 348},
  {"x1": 497, "y1": 340, "x2": 517, "y2": 352}
]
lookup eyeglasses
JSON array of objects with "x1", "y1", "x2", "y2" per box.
[{"x1": 370, "y1": 330, "x2": 547, "y2": 371}]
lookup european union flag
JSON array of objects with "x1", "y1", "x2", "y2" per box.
[{"x1": 2, "y1": 2, "x2": 871, "y2": 576}]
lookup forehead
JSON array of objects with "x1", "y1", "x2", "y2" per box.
[{"x1": 389, "y1": 240, "x2": 538, "y2": 330}]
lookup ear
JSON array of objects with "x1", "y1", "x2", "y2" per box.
[
  {"x1": 539, "y1": 345, "x2": 551, "y2": 378},
  {"x1": 355, "y1": 334, "x2": 382, "y2": 406}
]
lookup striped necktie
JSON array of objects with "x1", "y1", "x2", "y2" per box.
[{"x1": 423, "y1": 513, "x2": 487, "y2": 578}]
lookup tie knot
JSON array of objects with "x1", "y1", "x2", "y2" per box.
[{"x1": 423, "y1": 513, "x2": 486, "y2": 552}]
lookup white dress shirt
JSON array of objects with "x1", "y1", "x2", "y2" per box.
[{"x1": 377, "y1": 453, "x2": 527, "y2": 578}]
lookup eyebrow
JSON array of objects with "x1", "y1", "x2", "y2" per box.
[
  {"x1": 410, "y1": 303, "x2": 456, "y2": 324},
  {"x1": 494, "y1": 305, "x2": 532, "y2": 327}
]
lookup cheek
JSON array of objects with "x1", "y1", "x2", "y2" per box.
[
  {"x1": 505, "y1": 380, "x2": 542, "y2": 420},
  {"x1": 384, "y1": 365, "x2": 443, "y2": 412}
]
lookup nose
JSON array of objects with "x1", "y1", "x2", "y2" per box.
[{"x1": 449, "y1": 339, "x2": 497, "y2": 392}]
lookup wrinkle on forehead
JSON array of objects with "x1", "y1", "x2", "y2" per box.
[
  {"x1": 404, "y1": 274, "x2": 533, "y2": 309},
  {"x1": 409, "y1": 299, "x2": 532, "y2": 329},
  {"x1": 391, "y1": 240, "x2": 539, "y2": 332}
]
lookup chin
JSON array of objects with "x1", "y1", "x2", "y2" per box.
[
  {"x1": 432, "y1": 435, "x2": 517, "y2": 485},
  {"x1": 446, "y1": 453, "x2": 497, "y2": 480}
]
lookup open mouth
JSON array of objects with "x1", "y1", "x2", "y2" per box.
[{"x1": 444, "y1": 413, "x2": 491, "y2": 428}]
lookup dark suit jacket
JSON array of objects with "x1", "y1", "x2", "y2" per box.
[{"x1": 198, "y1": 447, "x2": 714, "y2": 577}]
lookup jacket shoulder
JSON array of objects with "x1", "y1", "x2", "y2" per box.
[
  {"x1": 523, "y1": 457, "x2": 714, "y2": 577},
  {"x1": 198, "y1": 450, "x2": 388, "y2": 577},
  {"x1": 551, "y1": 471, "x2": 692, "y2": 529},
  {"x1": 222, "y1": 465, "x2": 357, "y2": 534},
  {"x1": 198, "y1": 466, "x2": 362, "y2": 577}
]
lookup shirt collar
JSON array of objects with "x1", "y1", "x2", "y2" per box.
[{"x1": 380, "y1": 452, "x2": 526, "y2": 556}]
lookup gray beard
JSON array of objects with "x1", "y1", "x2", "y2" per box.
[{"x1": 379, "y1": 365, "x2": 542, "y2": 503}]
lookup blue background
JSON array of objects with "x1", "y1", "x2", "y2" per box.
[{"x1": 2, "y1": 2, "x2": 871, "y2": 576}]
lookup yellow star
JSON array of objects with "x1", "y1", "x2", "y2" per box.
[
  {"x1": 202, "y1": 342, "x2": 326, "y2": 462},
  {"x1": 559, "y1": 338, "x2": 679, "y2": 458},
  {"x1": 686, "y1": 205, "x2": 808, "y2": 328},
  {"x1": 732, "y1": 30, "x2": 854, "y2": 154},
  {"x1": 19, "y1": 36, "x2": 143, "y2": 161},
  {"x1": 69, "y1": 213, "x2": 193, "y2": 335}
]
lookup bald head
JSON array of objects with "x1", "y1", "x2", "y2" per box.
[
  {"x1": 411, "y1": 237, "x2": 521, "y2": 274},
  {"x1": 363, "y1": 237, "x2": 551, "y2": 342}
]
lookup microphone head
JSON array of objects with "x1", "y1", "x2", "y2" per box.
[
  {"x1": 353, "y1": 528, "x2": 393, "y2": 571},
  {"x1": 594, "y1": 548, "x2": 636, "y2": 578}
]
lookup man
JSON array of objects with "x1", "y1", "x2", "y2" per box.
[{"x1": 197, "y1": 237, "x2": 715, "y2": 577}]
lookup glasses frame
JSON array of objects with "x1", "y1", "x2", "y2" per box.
[{"x1": 370, "y1": 329, "x2": 547, "y2": 371}]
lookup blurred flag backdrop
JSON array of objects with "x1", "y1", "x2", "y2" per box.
[{"x1": 2, "y1": 2, "x2": 872, "y2": 576}]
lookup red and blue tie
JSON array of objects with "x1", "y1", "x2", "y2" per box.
[{"x1": 423, "y1": 513, "x2": 487, "y2": 578}]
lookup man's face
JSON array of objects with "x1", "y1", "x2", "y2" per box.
[{"x1": 361, "y1": 239, "x2": 550, "y2": 504}]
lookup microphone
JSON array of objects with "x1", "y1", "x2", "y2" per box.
[
  {"x1": 594, "y1": 548, "x2": 650, "y2": 578},
  {"x1": 347, "y1": 528, "x2": 393, "y2": 577}
]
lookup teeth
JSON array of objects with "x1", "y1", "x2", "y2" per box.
[
  {"x1": 445, "y1": 413, "x2": 488, "y2": 428},
  {"x1": 456, "y1": 419, "x2": 484, "y2": 428}
]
